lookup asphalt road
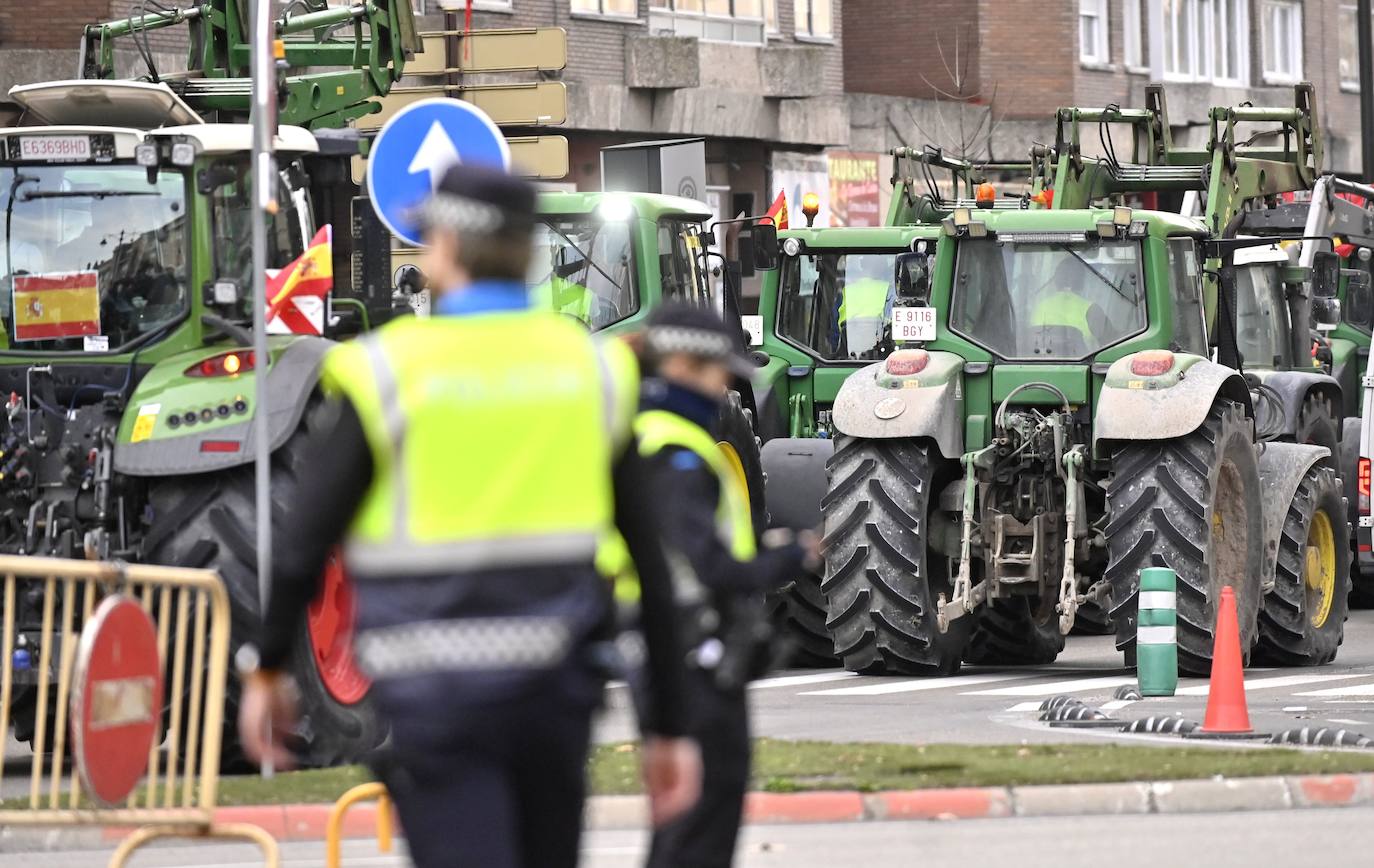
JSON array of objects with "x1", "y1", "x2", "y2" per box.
[
  {"x1": 596, "y1": 609, "x2": 1374, "y2": 746},
  {"x1": 25, "y1": 806, "x2": 1374, "y2": 867}
]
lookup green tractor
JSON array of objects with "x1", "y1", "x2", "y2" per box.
[
  {"x1": 819, "y1": 85, "x2": 1351, "y2": 676},
  {"x1": 0, "y1": 0, "x2": 421, "y2": 762},
  {"x1": 754, "y1": 152, "x2": 1044, "y2": 662},
  {"x1": 526, "y1": 188, "x2": 777, "y2": 533}
]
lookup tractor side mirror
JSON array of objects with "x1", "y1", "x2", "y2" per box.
[
  {"x1": 748, "y1": 222, "x2": 780, "y2": 271},
  {"x1": 894, "y1": 251, "x2": 930, "y2": 305},
  {"x1": 1345, "y1": 269, "x2": 1374, "y2": 329},
  {"x1": 1312, "y1": 251, "x2": 1340, "y2": 299}
]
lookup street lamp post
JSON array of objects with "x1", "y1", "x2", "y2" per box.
[
  {"x1": 249, "y1": 0, "x2": 277, "y2": 694},
  {"x1": 1360, "y1": 0, "x2": 1374, "y2": 180}
]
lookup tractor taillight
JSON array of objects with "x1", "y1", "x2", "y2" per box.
[
  {"x1": 886, "y1": 349, "x2": 929, "y2": 376},
  {"x1": 1359, "y1": 457, "x2": 1371, "y2": 498},
  {"x1": 1129, "y1": 350, "x2": 1175, "y2": 377},
  {"x1": 188, "y1": 351, "x2": 255, "y2": 378}
]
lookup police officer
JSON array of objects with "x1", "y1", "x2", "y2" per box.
[
  {"x1": 1030, "y1": 258, "x2": 1111, "y2": 348},
  {"x1": 237, "y1": 164, "x2": 701, "y2": 868},
  {"x1": 635, "y1": 304, "x2": 821, "y2": 868}
]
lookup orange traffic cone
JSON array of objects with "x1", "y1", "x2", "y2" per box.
[{"x1": 1198, "y1": 586, "x2": 1252, "y2": 735}]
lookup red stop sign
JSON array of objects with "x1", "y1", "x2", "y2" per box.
[{"x1": 71, "y1": 595, "x2": 163, "y2": 806}]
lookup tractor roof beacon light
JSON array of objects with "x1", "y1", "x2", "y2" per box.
[
  {"x1": 975, "y1": 183, "x2": 996, "y2": 209},
  {"x1": 801, "y1": 192, "x2": 820, "y2": 227},
  {"x1": 782, "y1": 237, "x2": 803, "y2": 257}
]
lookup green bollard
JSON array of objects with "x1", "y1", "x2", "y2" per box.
[{"x1": 1136, "y1": 567, "x2": 1178, "y2": 696}]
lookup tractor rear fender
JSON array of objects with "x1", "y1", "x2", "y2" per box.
[
  {"x1": 829, "y1": 353, "x2": 964, "y2": 460},
  {"x1": 761, "y1": 437, "x2": 834, "y2": 530},
  {"x1": 114, "y1": 337, "x2": 331, "y2": 477},
  {"x1": 1093, "y1": 356, "x2": 1252, "y2": 448},
  {"x1": 1250, "y1": 369, "x2": 1343, "y2": 438},
  {"x1": 1257, "y1": 441, "x2": 1332, "y2": 593}
]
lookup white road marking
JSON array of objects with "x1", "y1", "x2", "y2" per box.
[
  {"x1": 1291, "y1": 677, "x2": 1374, "y2": 697},
  {"x1": 803, "y1": 673, "x2": 1026, "y2": 696},
  {"x1": 961, "y1": 675, "x2": 1138, "y2": 697},
  {"x1": 1326, "y1": 718, "x2": 1370, "y2": 726},
  {"x1": 1007, "y1": 701, "x2": 1043, "y2": 712},
  {"x1": 1101, "y1": 699, "x2": 1136, "y2": 711},
  {"x1": 1283, "y1": 706, "x2": 1309, "y2": 712},
  {"x1": 1171, "y1": 673, "x2": 1366, "y2": 697},
  {"x1": 747, "y1": 672, "x2": 858, "y2": 690}
]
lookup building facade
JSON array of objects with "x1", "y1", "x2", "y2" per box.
[{"x1": 844, "y1": 0, "x2": 1371, "y2": 174}]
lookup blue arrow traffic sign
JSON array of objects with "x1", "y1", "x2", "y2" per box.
[{"x1": 366, "y1": 97, "x2": 511, "y2": 247}]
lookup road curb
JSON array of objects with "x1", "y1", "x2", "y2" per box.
[
  {"x1": 218, "y1": 771, "x2": 1374, "y2": 834},
  {"x1": 9, "y1": 773, "x2": 1374, "y2": 850}
]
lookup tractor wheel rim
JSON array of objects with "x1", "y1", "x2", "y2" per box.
[
  {"x1": 306, "y1": 551, "x2": 371, "y2": 705},
  {"x1": 1305, "y1": 509, "x2": 1337, "y2": 629},
  {"x1": 717, "y1": 441, "x2": 752, "y2": 513}
]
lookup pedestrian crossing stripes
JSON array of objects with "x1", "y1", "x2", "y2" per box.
[
  {"x1": 800, "y1": 673, "x2": 1026, "y2": 697},
  {"x1": 742, "y1": 667, "x2": 1374, "y2": 706}
]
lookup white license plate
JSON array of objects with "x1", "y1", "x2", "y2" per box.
[
  {"x1": 18, "y1": 136, "x2": 91, "y2": 161},
  {"x1": 1360, "y1": 515, "x2": 1373, "y2": 529},
  {"x1": 892, "y1": 306, "x2": 937, "y2": 341}
]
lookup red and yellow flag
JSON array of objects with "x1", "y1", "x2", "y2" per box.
[
  {"x1": 13, "y1": 271, "x2": 101, "y2": 341},
  {"x1": 266, "y1": 225, "x2": 333, "y2": 335},
  {"x1": 762, "y1": 189, "x2": 788, "y2": 230}
]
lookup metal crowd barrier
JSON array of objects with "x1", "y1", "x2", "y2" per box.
[
  {"x1": 325, "y1": 782, "x2": 395, "y2": 868},
  {"x1": 0, "y1": 554, "x2": 278, "y2": 867}
]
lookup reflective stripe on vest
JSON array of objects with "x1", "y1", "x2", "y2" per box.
[
  {"x1": 322, "y1": 312, "x2": 639, "y2": 578},
  {"x1": 1030, "y1": 291, "x2": 1094, "y2": 342}
]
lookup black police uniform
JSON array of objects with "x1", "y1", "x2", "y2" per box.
[{"x1": 639, "y1": 377, "x2": 806, "y2": 868}]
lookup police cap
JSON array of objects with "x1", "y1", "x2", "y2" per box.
[
  {"x1": 644, "y1": 303, "x2": 755, "y2": 378},
  {"x1": 415, "y1": 163, "x2": 537, "y2": 239}
]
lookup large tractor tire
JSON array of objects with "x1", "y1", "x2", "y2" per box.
[
  {"x1": 717, "y1": 389, "x2": 767, "y2": 535},
  {"x1": 820, "y1": 437, "x2": 968, "y2": 675},
  {"x1": 768, "y1": 571, "x2": 839, "y2": 668},
  {"x1": 1255, "y1": 465, "x2": 1351, "y2": 665},
  {"x1": 965, "y1": 597, "x2": 1065, "y2": 665},
  {"x1": 145, "y1": 397, "x2": 385, "y2": 768},
  {"x1": 1295, "y1": 392, "x2": 1339, "y2": 455},
  {"x1": 1103, "y1": 399, "x2": 1263, "y2": 676}
]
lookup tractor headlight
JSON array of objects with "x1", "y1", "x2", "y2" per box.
[
  {"x1": 134, "y1": 143, "x2": 158, "y2": 167},
  {"x1": 782, "y1": 237, "x2": 803, "y2": 257},
  {"x1": 170, "y1": 142, "x2": 196, "y2": 166}
]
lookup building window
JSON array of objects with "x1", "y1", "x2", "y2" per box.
[
  {"x1": 765, "y1": 0, "x2": 778, "y2": 32},
  {"x1": 1079, "y1": 0, "x2": 1109, "y2": 64},
  {"x1": 794, "y1": 0, "x2": 832, "y2": 39},
  {"x1": 1161, "y1": 0, "x2": 1247, "y2": 85},
  {"x1": 573, "y1": 0, "x2": 639, "y2": 17},
  {"x1": 1123, "y1": 0, "x2": 1144, "y2": 68},
  {"x1": 1340, "y1": 4, "x2": 1363, "y2": 90},
  {"x1": 650, "y1": 0, "x2": 768, "y2": 41},
  {"x1": 1260, "y1": 0, "x2": 1303, "y2": 83}
]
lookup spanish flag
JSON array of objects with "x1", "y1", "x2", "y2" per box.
[
  {"x1": 762, "y1": 189, "x2": 788, "y2": 230},
  {"x1": 266, "y1": 226, "x2": 333, "y2": 335},
  {"x1": 13, "y1": 271, "x2": 101, "y2": 341}
]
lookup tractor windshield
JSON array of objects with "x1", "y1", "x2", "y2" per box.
[
  {"x1": 950, "y1": 237, "x2": 1146, "y2": 360},
  {"x1": 528, "y1": 214, "x2": 637, "y2": 330},
  {"x1": 1234, "y1": 263, "x2": 1293, "y2": 367},
  {"x1": 778, "y1": 250, "x2": 903, "y2": 361},
  {"x1": 0, "y1": 164, "x2": 189, "y2": 351}
]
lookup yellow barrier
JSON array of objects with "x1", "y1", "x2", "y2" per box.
[
  {"x1": 325, "y1": 782, "x2": 394, "y2": 868},
  {"x1": 0, "y1": 554, "x2": 278, "y2": 867}
]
